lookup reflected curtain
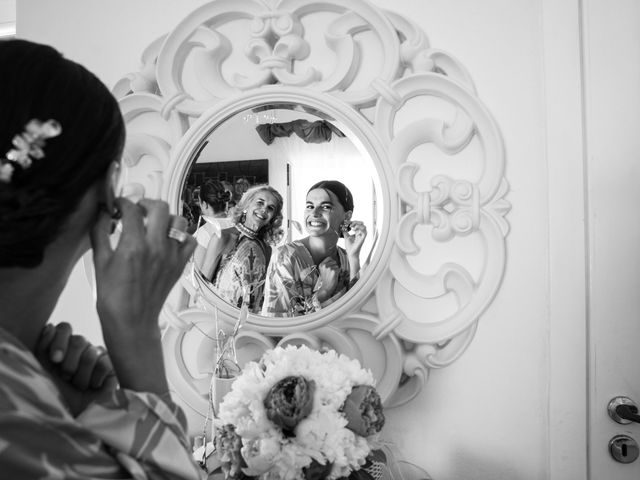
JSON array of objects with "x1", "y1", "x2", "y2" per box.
[{"x1": 255, "y1": 120, "x2": 345, "y2": 145}]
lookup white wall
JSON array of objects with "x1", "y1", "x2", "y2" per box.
[
  {"x1": 0, "y1": 0, "x2": 14, "y2": 37},
  {"x1": 18, "y1": 1, "x2": 559, "y2": 478}
]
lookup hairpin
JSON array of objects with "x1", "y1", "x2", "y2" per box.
[{"x1": 0, "y1": 119, "x2": 62, "y2": 183}]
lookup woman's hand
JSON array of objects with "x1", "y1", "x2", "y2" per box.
[
  {"x1": 315, "y1": 257, "x2": 340, "y2": 303},
  {"x1": 90, "y1": 198, "x2": 196, "y2": 395},
  {"x1": 343, "y1": 220, "x2": 367, "y2": 258},
  {"x1": 35, "y1": 322, "x2": 117, "y2": 416},
  {"x1": 343, "y1": 220, "x2": 367, "y2": 281}
]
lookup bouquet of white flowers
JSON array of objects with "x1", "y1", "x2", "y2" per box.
[{"x1": 213, "y1": 345, "x2": 386, "y2": 480}]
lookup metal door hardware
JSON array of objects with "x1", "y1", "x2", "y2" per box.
[
  {"x1": 609, "y1": 397, "x2": 640, "y2": 425},
  {"x1": 609, "y1": 435, "x2": 640, "y2": 463}
]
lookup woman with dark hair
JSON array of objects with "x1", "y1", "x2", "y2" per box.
[
  {"x1": 200, "y1": 184, "x2": 283, "y2": 313},
  {"x1": 0, "y1": 40, "x2": 201, "y2": 478},
  {"x1": 261, "y1": 180, "x2": 367, "y2": 316},
  {"x1": 193, "y1": 178, "x2": 232, "y2": 270}
]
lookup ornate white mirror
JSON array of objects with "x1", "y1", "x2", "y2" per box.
[{"x1": 114, "y1": 0, "x2": 510, "y2": 432}]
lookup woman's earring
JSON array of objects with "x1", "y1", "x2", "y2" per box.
[
  {"x1": 100, "y1": 203, "x2": 121, "y2": 234},
  {"x1": 111, "y1": 204, "x2": 122, "y2": 220},
  {"x1": 241, "y1": 210, "x2": 247, "y2": 223},
  {"x1": 340, "y1": 221, "x2": 350, "y2": 235},
  {"x1": 101, "y1": 203, "x2": 121, "y2": 220}
]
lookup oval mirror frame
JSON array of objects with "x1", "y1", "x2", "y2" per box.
[{"x1": 113, "y1": 0, "x2": 510, "y2": 428}]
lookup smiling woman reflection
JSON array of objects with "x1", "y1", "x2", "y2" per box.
[
  {"x1": 262, "y1": 180, "x2": 367, "y2": 317},
  {"x1": 200, "y1": 185, "x2": 283, "y2": 312}
]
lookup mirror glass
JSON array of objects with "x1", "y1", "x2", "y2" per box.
[{"x1": 180, "y1": 103, "x2": 382, "y2": 317}]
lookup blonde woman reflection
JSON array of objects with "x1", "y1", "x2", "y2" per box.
[
  {"x1": 262, "y1": 180, "x2": 366, "y2": 316},
  {"x1": 200, "y1": 184, "x2": 283, "y2": 312}
]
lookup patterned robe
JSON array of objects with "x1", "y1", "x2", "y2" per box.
[
  {"x1": 261, "y1": 241, "x2": 351, "y2": 317},
  {"x1": 212, "y1": 235, "x2": 270, "y2": 313},
  {"x1": 0, "y1": 326, "x2": 204, "y2": 479}
]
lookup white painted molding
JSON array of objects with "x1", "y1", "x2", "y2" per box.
[{"x1": 115, "y1": 0, "x2": 509, "y2": 430}]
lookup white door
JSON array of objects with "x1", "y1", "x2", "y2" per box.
[{"x1": 584, "y1": 0, "x2": 640, "y2": 477}]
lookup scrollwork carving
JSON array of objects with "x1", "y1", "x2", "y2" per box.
[{"x1": 116, "y1": 0, "x2": 509, "y2": 432}]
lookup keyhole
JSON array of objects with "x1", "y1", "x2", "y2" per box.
[{"x1": 609, "y1": 435, "x2": 639, "y2": 463}]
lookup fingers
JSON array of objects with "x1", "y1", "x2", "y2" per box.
[
  {"x1": 346, "y1": 220, "x2": 367, "y2": 237},
  {"x1": 119, "y1": 198, "x2": 195, "y2": 256},
  {"x1": 166, "y1": 210, "x2": 195, "y2": 253},
  {"x1": 169, "y1": 216, "x2": 197, "y2": 260},
  {"x1": 116, "y1": 198, "x2": 147, "y2": 249},
  {"x1": 138, "y1": 198, "x2": 170, "y2": 242},
  {"x1": 137, "y1": 198, "x2": 188, "y2": 243},
  {"x1": 59, "y1": 334, "x2": 91, "y2": 381},
  {"x1": 89, "y1": 348, "x2": 117, "y2": 389},
  {"x1": 90, "y1": 207, "x2": 115, "y2": 266},
  {"x1": 93, "y1": 199, "x2": 182, "y2": 266},
  {"x1": 344, "y1": 221, "x2": 367, "y2": 256},
  {"x1": 35, "y1": 323, "x2": 71, "y2": 366},
  {"x1": 72, "y1": 346, "x2": 115, "y2": 391},
  {"x1": 36, "y1": 323, "x2": 116, "y2": 391},
  {"x1": 36, "y1": 323, "x2": 56, "y2": 355},
  {"x1": 57, "y1": 337, "x2": 115, "y2": 391},
  {"x1": 48, "y1": 322, "x2": 72, "y2": 364}
]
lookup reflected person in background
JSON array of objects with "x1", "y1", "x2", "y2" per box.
[
  {"x1": 220, "y1": 180, "x2": 236, "y2": 209},
  {"x1": 193, "y1": 179, "x2": 232, "y2": 271},
  {"x1": 262, "y1": 180, "x2": 367, "y2": 317},
  {"x1": 200, "y1": 184, "x2": 283, "y2": 313}
]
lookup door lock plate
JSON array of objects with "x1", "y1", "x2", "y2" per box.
[{"x1": 609, "y1": 435, "x2": 640, "y2": 464}]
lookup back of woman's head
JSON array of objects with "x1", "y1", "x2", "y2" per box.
[
  {"x1": 199, "y1": 179, "x2": 230, "y2": 214},
  {"x1": 0, "y1": 39, "x2": 125, "y2": 268}
]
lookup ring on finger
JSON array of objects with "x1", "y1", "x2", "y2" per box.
[
  {"x1": 168, "y1": 227, "x2": 189, "y2": 243},
  {"x1": 94, "y1": 346, "x2": 108, "y2": 358}
]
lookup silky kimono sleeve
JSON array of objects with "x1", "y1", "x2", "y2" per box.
[
  {"x1": 75, "y1": 389, "x2": 206, "y2": 480},
  {"x1": 0, "y1": 330, "x2": 205, "y2": 480},
  {"x1": 261, "y1": 245, "x2": 299, "y2": 316},
  {"x1": 0, "y1": 391, "x2": 205, "y2": 480}
]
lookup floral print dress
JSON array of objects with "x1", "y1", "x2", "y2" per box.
[
  {"x1": 0, "y1": 326, "x2": 204, "y2": 479},
  {"x1": 212, "y1": 235, "x2": 271, "y2": 313},
  {"x1": 261, "y1": 240, "x2": 351, "y2": 316}
]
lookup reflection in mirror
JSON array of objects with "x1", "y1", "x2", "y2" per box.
[{"x1": 180, "y1": 103, "x2": 381, "y2": 316}]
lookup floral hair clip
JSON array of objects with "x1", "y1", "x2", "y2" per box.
[{"x1": 0, "y1": 119, "x2": 62, "y2": 183}]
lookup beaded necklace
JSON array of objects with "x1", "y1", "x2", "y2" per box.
[{"x1": 234, "y1": 222, "x2": 258, "y2": 239}]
